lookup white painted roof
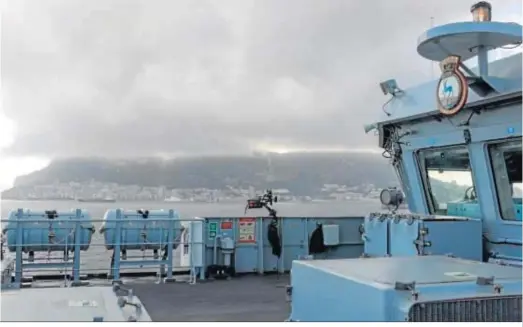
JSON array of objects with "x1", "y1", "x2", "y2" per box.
[
  {"x1": 1, "y1": 286, "x2": 152, "y2": 322},
  {"x1": 372, "y1": 53, "x2": 522, "y2": 126}
]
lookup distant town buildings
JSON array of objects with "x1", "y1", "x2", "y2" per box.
[{"x1": 1, "y1": 180, "x2": 386, "y2": 203}]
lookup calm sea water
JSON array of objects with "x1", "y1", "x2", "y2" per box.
[
  {"x1": 1, "y1": 199, "x2": 381, "y2": 220},
  {"x1": 1, "y1": 199, "x2": 380, "y2": 275}
]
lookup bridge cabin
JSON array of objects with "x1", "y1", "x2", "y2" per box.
[{"x1": 368, "y1": 1, "x2": 522, "y2": 267}]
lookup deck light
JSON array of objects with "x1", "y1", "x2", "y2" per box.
[
  {"x1": 379, "y1": 79, "x2": 400, "y2": 96},
  {"x1": 470, "y1": 1, "x2": 492, "y2": 22},
  {"x1": 380, "y1": 187, "x2": 404, "y2": 208}
]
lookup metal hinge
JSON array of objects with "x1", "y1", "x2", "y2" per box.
[
  {"x1": 476, "y1": 276, "x2": 503, "y2": 293},
  {"x1": 476, "y1": 276, "x2": 494, "y2": 285},
  {"x1": 395, "y1": 281, "x2": 416, "y2": 291},
  {"x1": 395, "y1": 282, "x2": 419, "y2": 300},
  {"x1": 285, "y1": 285, "x2": 293, "y2": 302},
  {"x1": 413, "y1": 240, "x2": 431, "y2": 247},
  {"x1": 463, "y1": 129, "x2": 472, "y2": 144}
]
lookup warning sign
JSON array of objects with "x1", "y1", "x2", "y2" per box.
[{"x1": 238, "y1": 218, "x2": 256, "y2": 243}]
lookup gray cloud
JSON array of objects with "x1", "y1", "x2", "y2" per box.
[{"x1": 2, "y1": 0, "x2": 521, "y2": 158}]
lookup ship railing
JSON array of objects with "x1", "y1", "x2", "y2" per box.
[{"x1": 0, "y1": 217, "x2": 205, "y2": 288}]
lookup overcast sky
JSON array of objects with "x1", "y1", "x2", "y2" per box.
[{"x1": 0, "y1": 0, "x2": 521, "y2": 189}]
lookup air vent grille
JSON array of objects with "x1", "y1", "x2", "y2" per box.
[{"x1": 408, "y1": 296, "x2": 522, "y2": 322}]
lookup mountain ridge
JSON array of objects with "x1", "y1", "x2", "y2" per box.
[{"x1": 7, "y1": 152, "x2": 398, "y2": 196}]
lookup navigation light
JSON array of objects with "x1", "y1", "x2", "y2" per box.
[{"x1": 471, "y1": 2, "x2": 492, "y2": 22}]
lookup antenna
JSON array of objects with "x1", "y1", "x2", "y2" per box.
[{"x1": 430, "y1": 16, "x2": 435, "y2": 80}]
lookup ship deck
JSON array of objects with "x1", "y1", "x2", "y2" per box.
[
  {"x1": 131, "y1": 274, "x2": 290, "y2": 321},
  {"x1": 1, "y1": 274, "x2": 291, "y2": 322}
]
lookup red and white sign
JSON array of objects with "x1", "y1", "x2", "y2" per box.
[
  {"x1": 221, "y1": 221, "x2": 233, "y2": 230},
  {"x1": 238, "y1": 217, "x2": 256, "y2": 243}
]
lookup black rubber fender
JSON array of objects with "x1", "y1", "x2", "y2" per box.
[
  {"x1": 309, "y1": 224, "x2": 327, "y2": 254},
  {"x1": 267, "y1": 222, "x2": 282, "y2": 258}
]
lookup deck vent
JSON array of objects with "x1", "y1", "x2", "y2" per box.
[{"x1": 408, "y1": 296, "x2": 522, "y2": 322}]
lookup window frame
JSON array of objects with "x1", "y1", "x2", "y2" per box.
[
  {"x1": 416, "y1": 144, "x2": 475, "y2": 215},
  {"x1": 392, "y1": 159, "x2": 410, "y2": 205},
  {"x1": 487, "y1": 137, "x2": 522, "y2": 222}
]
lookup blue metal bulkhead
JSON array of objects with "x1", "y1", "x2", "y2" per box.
[
  {"x1": 203, "y1": 216, "x2": 364, "y2": 274},
  {"x1": 362, "y1": 214, "x2": 483, "y2": 261},
  {"x1": 389, "y1": 216, "x2": 483, "y2": 261}
]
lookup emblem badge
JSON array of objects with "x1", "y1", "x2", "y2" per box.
[{"x1": 436, "y1": 55, "x2": 468, "y2": 116}]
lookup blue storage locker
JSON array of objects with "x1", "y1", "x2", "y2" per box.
[{"x1": 289, "y1": 256, "x2": 522, "y2": 322}]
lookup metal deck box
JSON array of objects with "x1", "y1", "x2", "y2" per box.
[{"x1": 289, "y1": 256, "x2": 522, "y2": 322}]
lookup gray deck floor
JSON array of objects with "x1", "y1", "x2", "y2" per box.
[{"x1": 131, "y1": 275, "x2": 291, "y2": 321}]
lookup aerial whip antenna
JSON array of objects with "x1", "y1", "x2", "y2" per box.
[{"x1": 430, "y1": 16, "x2": 435, "y2": 80}]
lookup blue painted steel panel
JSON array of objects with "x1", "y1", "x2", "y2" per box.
[
  {"x1": 423, "y1": 219, "x2": 482, "y2": 260},
  {"x1": 452, "y1": 199, "x2": 523, "y2": 222},
  {"x1": 388, "y1": 217, "x2": 420, "y2": 256},
  {"x1": 447, "y1": 202, "x2": 482, "y2": 218},
  {"x1": 203, "y1": 217, "x2": 364, "y2": 274},
  {"x1": 362, "y1": 214, "x2": 389, "y2": 257},
  {"x1": 290, "y1": 259, "x2": 390, "y2": 322},
  {"x1": 515, "y1": 204, "x2": 522, "y2": 221},
  {"x1": 362, "y1": 213, "x2": 482, "y2": 261},
  {"x1": 5, "y1": 209, "x2": 94, "y2": 253},
  {"x1": 289, "y1": 256, "x2": 522, "y2": 322},
  {"x1": 281, "y1": 218, "x2": 308, "y2": 272},
  {"x1": 388, "y1": 215, "x2": 483, "y2": 261}
]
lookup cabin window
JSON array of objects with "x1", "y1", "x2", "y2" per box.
[
  {"x1": 489, "y1": 139, "x2": 522, "y2": 221},
  {"x1": 418, "y1": 146, "x2": 475, "y2": 215}
]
